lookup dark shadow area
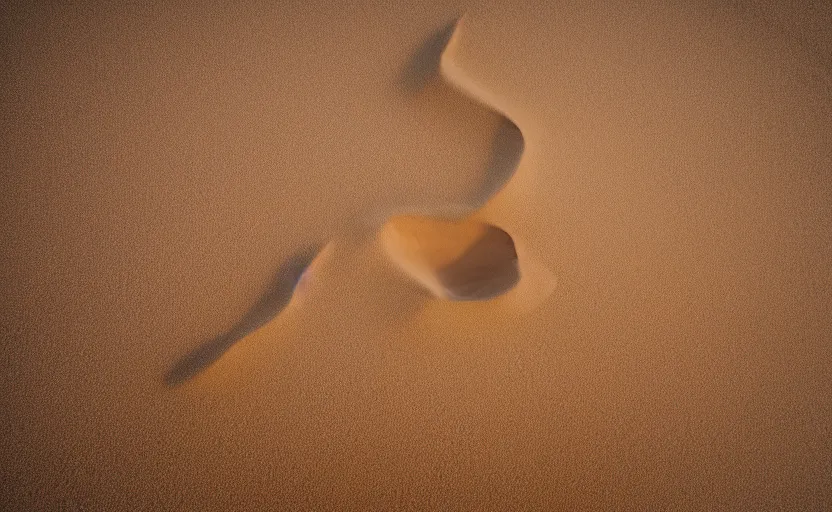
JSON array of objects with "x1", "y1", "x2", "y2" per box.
[
  {"x1": 400, "y1": 18, "x2": 460, "y2": 92},
  {"x1": 437, "y1": 224, "x2": 520, "y2": 301},
  {"x1": 475, "y1": 119, "x2": 525, "y2": 205},
  {"x1": 164, "y1": 246, "x2": 323, "y2": 387}
]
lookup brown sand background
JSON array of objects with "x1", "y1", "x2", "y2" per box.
[{"x1": 2, "y1": 0, "x2": 831, "y2": 509}]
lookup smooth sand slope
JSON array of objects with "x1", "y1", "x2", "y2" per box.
[
  {"x1": 166, "y1": 17, "x2": 546, "y2": 384},
  {"x1": 3, "y1": 1, "x2": 831, "y2": 510}
]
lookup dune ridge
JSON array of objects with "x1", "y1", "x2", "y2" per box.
[
  {"x1": 165, "y1": 16, "x2": 551, "y2": 386},
  {"x1": 379, "y1": 17, "x2": 543, "y2": 302}
]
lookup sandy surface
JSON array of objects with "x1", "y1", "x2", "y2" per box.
[{"x1": 3, "y1": 1, "x2": 831, "y2": 510}]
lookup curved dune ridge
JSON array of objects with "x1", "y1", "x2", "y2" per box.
[
  {"x1": 165, "y1": 16, "x2": 551, "y2": 386},
  {"x1": 380, "y1": 16, "x2": 533, "y2": 301},
  {"x1": 164, "y1": 244, "x2": 333, "y2": 386}
]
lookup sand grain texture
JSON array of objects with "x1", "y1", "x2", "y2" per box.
[{"x1": 2, "y1": 1, "x2": 832, "y2": 510}]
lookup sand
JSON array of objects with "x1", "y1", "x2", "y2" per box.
[{"x1": 3, "y1": 1, "x2": 831, "y2": 510}]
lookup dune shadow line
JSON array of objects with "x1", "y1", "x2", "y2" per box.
[
  {"x1": 400, "y1": 19, "x2": 459, "y2": 92},
  {"x1": 164, "y1": 246, "x2": 322, "y2": 387},
  {"x1": 401, "y1": 18, "x2": 525, "y2": 210},
  {"x1": 475, "y1": 118, "x2": 524, "y2": 206},
  {"x1": 383, "y1": 18, "x2": 530, "y2": 303}
]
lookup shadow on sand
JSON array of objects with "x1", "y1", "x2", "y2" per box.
[
  {"x1": 164, "y1": 246, "x2": 322, "y2": 387},
  {"x1": 475, "y1": 118, "x2": 524, "y2": 206},
  {"x1": 400, "y1": 19, "x2": 459, "y2": 92},
  {"x1": 401, "y1": 18, "x2": 525, "y2": 210},
  {"x1": 167, "y1": 19, "x2": 530, "y2": 387},
  {"x1": 437, "y1": 223, "x2": 520, "y2": 300}
]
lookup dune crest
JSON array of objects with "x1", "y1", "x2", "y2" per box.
[
  {"x1": 165, "y1": 16, "x2": 552, "y2": 385},
  {"x1": 439, "y1": 16, "x2": 526, "y2": 209},
  {"x1": 164, "y1": 244, "x2": 333, "y2": 386},
  {"x1": 380, "y1": 17, "x2": 552, "y2": 304}
]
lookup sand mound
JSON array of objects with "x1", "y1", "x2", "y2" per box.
[
  {"x1": 378, "y1": 17, "x2": 537, "y2": 303},
  {"x1": 6, "y1": 3, "x2": 829, "y2": 509},
  {"x1": 381, "y1": 215, "x2": 519, "y2": 300},
  {"x1": 164, "y1": 17, "x2": 549, "y2": 384}
]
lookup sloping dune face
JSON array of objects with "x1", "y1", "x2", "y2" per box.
[
  {"x1": 381, "y1": 215, "x2": 520, "y2": 301},
  {"x1": 3, "y1": 1, "x2": 831, "y2": 510}
]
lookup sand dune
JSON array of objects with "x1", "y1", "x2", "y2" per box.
[
  {"x1": 3, "y1": 1, "x2": 831, "y2": 510},
  {"x1": 381, "y1": 215, "x2": 520, "y2": 301},
  {"x1": 165, "y1": 244, "x2": 327, "y2": 386},
  {"x1": 379, "y1": 18, "x2": 532, "y2": 304},
  {"x1": 164, "y1": 18, "x2": 544, "y2": 384}
]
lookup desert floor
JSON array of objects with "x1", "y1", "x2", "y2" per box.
[{"x1": 3, "y1": 1, "x2": 831, "y2": 510}]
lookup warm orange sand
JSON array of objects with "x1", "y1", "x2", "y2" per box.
[{"x1": 3, "y1": 1, "x2": 831, "y2": 510}]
